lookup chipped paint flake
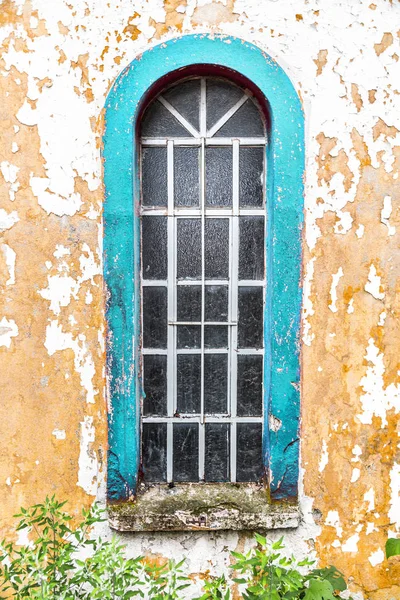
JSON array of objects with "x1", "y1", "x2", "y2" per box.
[
  {"x1": 1, "y1": 244, "x2": 16, "y2": 285},
  {"x1": 0, "y1": 317, "x2": 18, "y2": 348},
  {"x1": 365, "y1": 264, "x2": 384, "y2": 300},
  {"x1": 328, "y1": 267, "x2": 343, "y2": 313},
  {"x1": 77, "y1": 416, "x2": 97, "y2": 495},
  {"x1": 318, "y1": 439, "x2": 329, "y2": 473}
]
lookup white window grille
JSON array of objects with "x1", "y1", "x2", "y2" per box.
[{"x1": 140, "y1": 76, "x2": 266, "y2": 484}]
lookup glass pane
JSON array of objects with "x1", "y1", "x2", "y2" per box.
[
  {"x1": 205, "y1": 285, "x2": 228, "y2": 322},
  {"x1": 143, "y1": 287, "x2": 167, "y2": 349},
  {"x1": 177, "y1": 355, "x2": 201, "y2": 414},
  {"x1": 238, "y1": 287, "x2": 263, "y2": 349},
  {"x1": 174, "y1": 147, "x2": 200, "y2": 207},
  {"x1": 204, "y1": 354, "x2": 228, "y2": 414},
  {"x1": 236, "y1": 423, "x2": 263, "y2": 482},
  {"x1": 163, "y1": 79, "x2": 200, "y2": 132},
  {"x1": 204, "y1": 325, "x2": 228, "y2": 349},
  {"x1": 143, "y1": 355, "x2": 167, "y2": 416},
  {"x1": 142, "y1": 216, "x2": 167, "y2": 280},
  {"x1": 177, "y1": 219, "x2": 202, "y2": 279},
  {"x1": 141, "y1": 147, "x2": 167, "y2": 207},
  {"x1": 173, "y1": 423, "x2": 199, "y2": 482},
  {"x1": 239, "y1": 216, "x2": 265, "y2": 281},
  {"x1": 205, "y1": 424, "x2": 230, "y2": 482},
  {"x1": 177, "y1": 325, "x2": 201, "y2": 349},
  {"x1": 237, "y1": 355, "x2": 263, "y2": 417},
  {"x1": 217, "y1": 99, "x2": 265, "y2": 137},
  {"x1": 141, "y1": 99, "x2": 192, "y2": 137},
  {"x1": 205, "y1": 219, "x2": 229, "y2": 279},
  {"x1": 239, "y1": 147, "x2": 264, "y2": 207},
  {"x1": 142, "y1": 423, "x2": 167, "y2": 482},
  {"x1": 177, "y1": 285, "x2": 201, "y2": 321},
  {"x1": 205, "y1": 147, "x2": 232, "y2": 207},
  {"x1": 206, "y1": 79, "x2": 244, "y2": 130}
]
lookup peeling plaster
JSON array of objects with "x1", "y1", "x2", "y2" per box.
[{"x1": 0, "y1": 316, "x2": 18, "y2": 347}]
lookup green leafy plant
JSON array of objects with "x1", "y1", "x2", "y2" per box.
[
  {"x1": 144, "y1": 558, "x2": 191, "y2": 599},
  {"x1": 0, "y1": 497, "x2": 353, "y2": 600},
  {"x1": 230, "y1": 534, "x2": 351, "y2": 600}
]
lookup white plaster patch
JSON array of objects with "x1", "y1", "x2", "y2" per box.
[
  {"x1": 52, "y1": 428, "x2": 66, "y2": 440},
  {"x1": 381, "y1": 195, "x2": 396, "y2": 236},
  {"x1": 378, "y1": 311, "x2": 386, "y2": 326},
  {"x1": 365, "y1": 264, "x2": 384, "y2": 300},
  {"x1": 30, "y1": 175, "x2": 83, "y2": 217},
  {"x1": 45, "y1": 320, "x2": 97, "y2": 404},
  {"x1": 388, "y1": 462, "x2": 400, "y2": 531},
  {"x1": 325, "y1": 510, "x2": 343, "y2": 537},
  {"x1": 0, "y1": 161, "x2": 20, "y2": 200},
  {"x1": 319, "y1": 439, "x2": 329, "y2": 472},
  {"x1": 302, "y1": 257, "x2": 315, "y2": 345},
  {"x1": 358, "y1": 338, "x2": 400, "y2": 427},
  {"x1": 355, "y1": 224, "x2": 364, "y2": 239},
  {"x1": 39, "y1": 274, "x2": 79, "y2": 315},
  {"x1": 351, "y1": 468, "x2": 360, "y2": 483},
  {"x1": 368, "y1": 548, "x2": 384, "y2": 567},
  {"x1": 342, "y1": 533, "x2": 359, "y2": 553},
  {"x1": 0, "y1": 209, "x2": 19, "y2": 232},
  {"x1": 351, "y1": 445, "x2": 362, "y2": 462},
  {"x1": 1, "y1": 244, "x2": 16, "y2": 285},
  {"x1": 54, "y1": 245, "x2": 70, "y2": 259},
  {"x1": 328, "y1": 267, "x2": 343, "y2": 313},
  {"x1": 77, "y1": 416, "x2": 97, "y2": 496},
  {"x1": 347, "y1": 297, "x2": 354, "y2": 314},
  {"x1": 0, "y1": 317, "x2": 18, "y2": 348}
]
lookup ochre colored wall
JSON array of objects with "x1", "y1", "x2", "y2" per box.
[{"x1": 1, "y1": 1, "x2": 399, "y2": 598}]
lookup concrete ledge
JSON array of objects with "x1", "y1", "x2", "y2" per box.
[{"x1": 108, "y1": 483, "x2": 300, "y2": 532}]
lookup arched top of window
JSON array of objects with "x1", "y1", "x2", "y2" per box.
[
  {"x1": 140, "y1": 76, "x2": 265, "y2": 139},
  {"x1": 103, "y1": 36, "x2": 304, "y2": 521}
]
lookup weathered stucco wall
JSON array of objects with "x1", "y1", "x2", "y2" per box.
[{"x1": 1, "y1": 0, "x2": 400, "y2": 598}]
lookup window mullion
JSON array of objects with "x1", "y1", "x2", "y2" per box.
[
  {"x1": 167, "y1": 139, "x2": 175, "y2": 483},
  {"x1": 230, "y1": 139, "x2": 240, "y2": 483},
  {"x1": 199, "y1": 133, "x2": 206, "y2": 482}
]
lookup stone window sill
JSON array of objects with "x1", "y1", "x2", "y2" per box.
[{"x1": 108, "y1": 483, "x2": 300, "y2": 532}]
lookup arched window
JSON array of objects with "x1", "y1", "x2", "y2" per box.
[
  {"x1": 104, "y1": 36, "x2": 304, "y2": 530},
  {"x1": 140, "y1": 77, "x2": 266, "y2": 484}
]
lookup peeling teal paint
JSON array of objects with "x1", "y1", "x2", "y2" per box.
[{"x1": 103, "y1": 34, "x2": 304, "y2": 502}]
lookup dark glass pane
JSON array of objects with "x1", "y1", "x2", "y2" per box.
[
  {"x1": 239, "y1": 216, "x2": 265, "y2": 281},
  {"x1": 206, "y1": 79, "x2": 244, "y2": 130},
  {"x1": 143, "y1": 287, "x2": 167, "y2": 348},
  {"x1": 239, "y1": 147, "x2": 264, "y2": 207},
  {"x1": 204, "y1": 354, "x2": 228, "y2": 414},
  {"x1": 143, "y1": 355, "x2": 167, "y2": 416},
  {"x1": 177, "y1": 219, "x2": 202, "y2": 279},
  {"x1": 177, "y1": 355, "x2": 201, "y2": 414},
  {"x1": 177, "y1": 325, "x2": 201, "y2": 349},
  {"x1": 217, "y1": 99, "x2": 265, "y2": 137},
  {"x1": 177, "y1": 286, "x2": 201, "y2": 321},
  {"x1": 174, "y1": 147, "x2": 200, "y2": 207},
  {"x1": 205, "y1": 147, "x2": 232, "y2": 207},
  {"x1": 173, "y1": 423, "x2": 199, "y2": 482},
  {"x1": 236, "y1": 423, "x2": 263, "y2": 482},
  {"x1": 237, "y1": 355, "x2": 263, "y2": 417},
  {"x1": 205, "y1": 424, "x2": 230, "y2": 482},
  {"x1": 141, "y1": 99, "x2": 191, "y2": 137},
  {"x1": 205, "y1": 285, "x2": 228, "y2": 322},
  {"x1": 204, "y1": 325, "x2": 228, "y2": 349},
  {"x1": 205, "y1": 219, "x2": 229, "y2": 279},
  {"x1": 142, "y1": 216, "x2": 167, "y2": 280},
  {"x1": 163, "y1": 79, "x2": 200, "y2": 132},
  {"x1": 142, "y1": 423, "x2": 167, "y2": 482},
  {"x1": 142, "y1": 147, "x2": 167, "y2": 207},
  {"x1": 238, "y1": 287, "x2": 263, "y2": 349}
]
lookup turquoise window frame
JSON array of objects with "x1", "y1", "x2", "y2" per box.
[{"x1": 103, "y1": 34, "x2": 304, "y2": 503}]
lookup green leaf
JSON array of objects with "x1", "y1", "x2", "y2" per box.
[
  {"x1": 386, "y1": 538, "x2": 400, "y2": 559},
  {"x1": 303, "y1": 579, "x2": 335, "y2": 600}
]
